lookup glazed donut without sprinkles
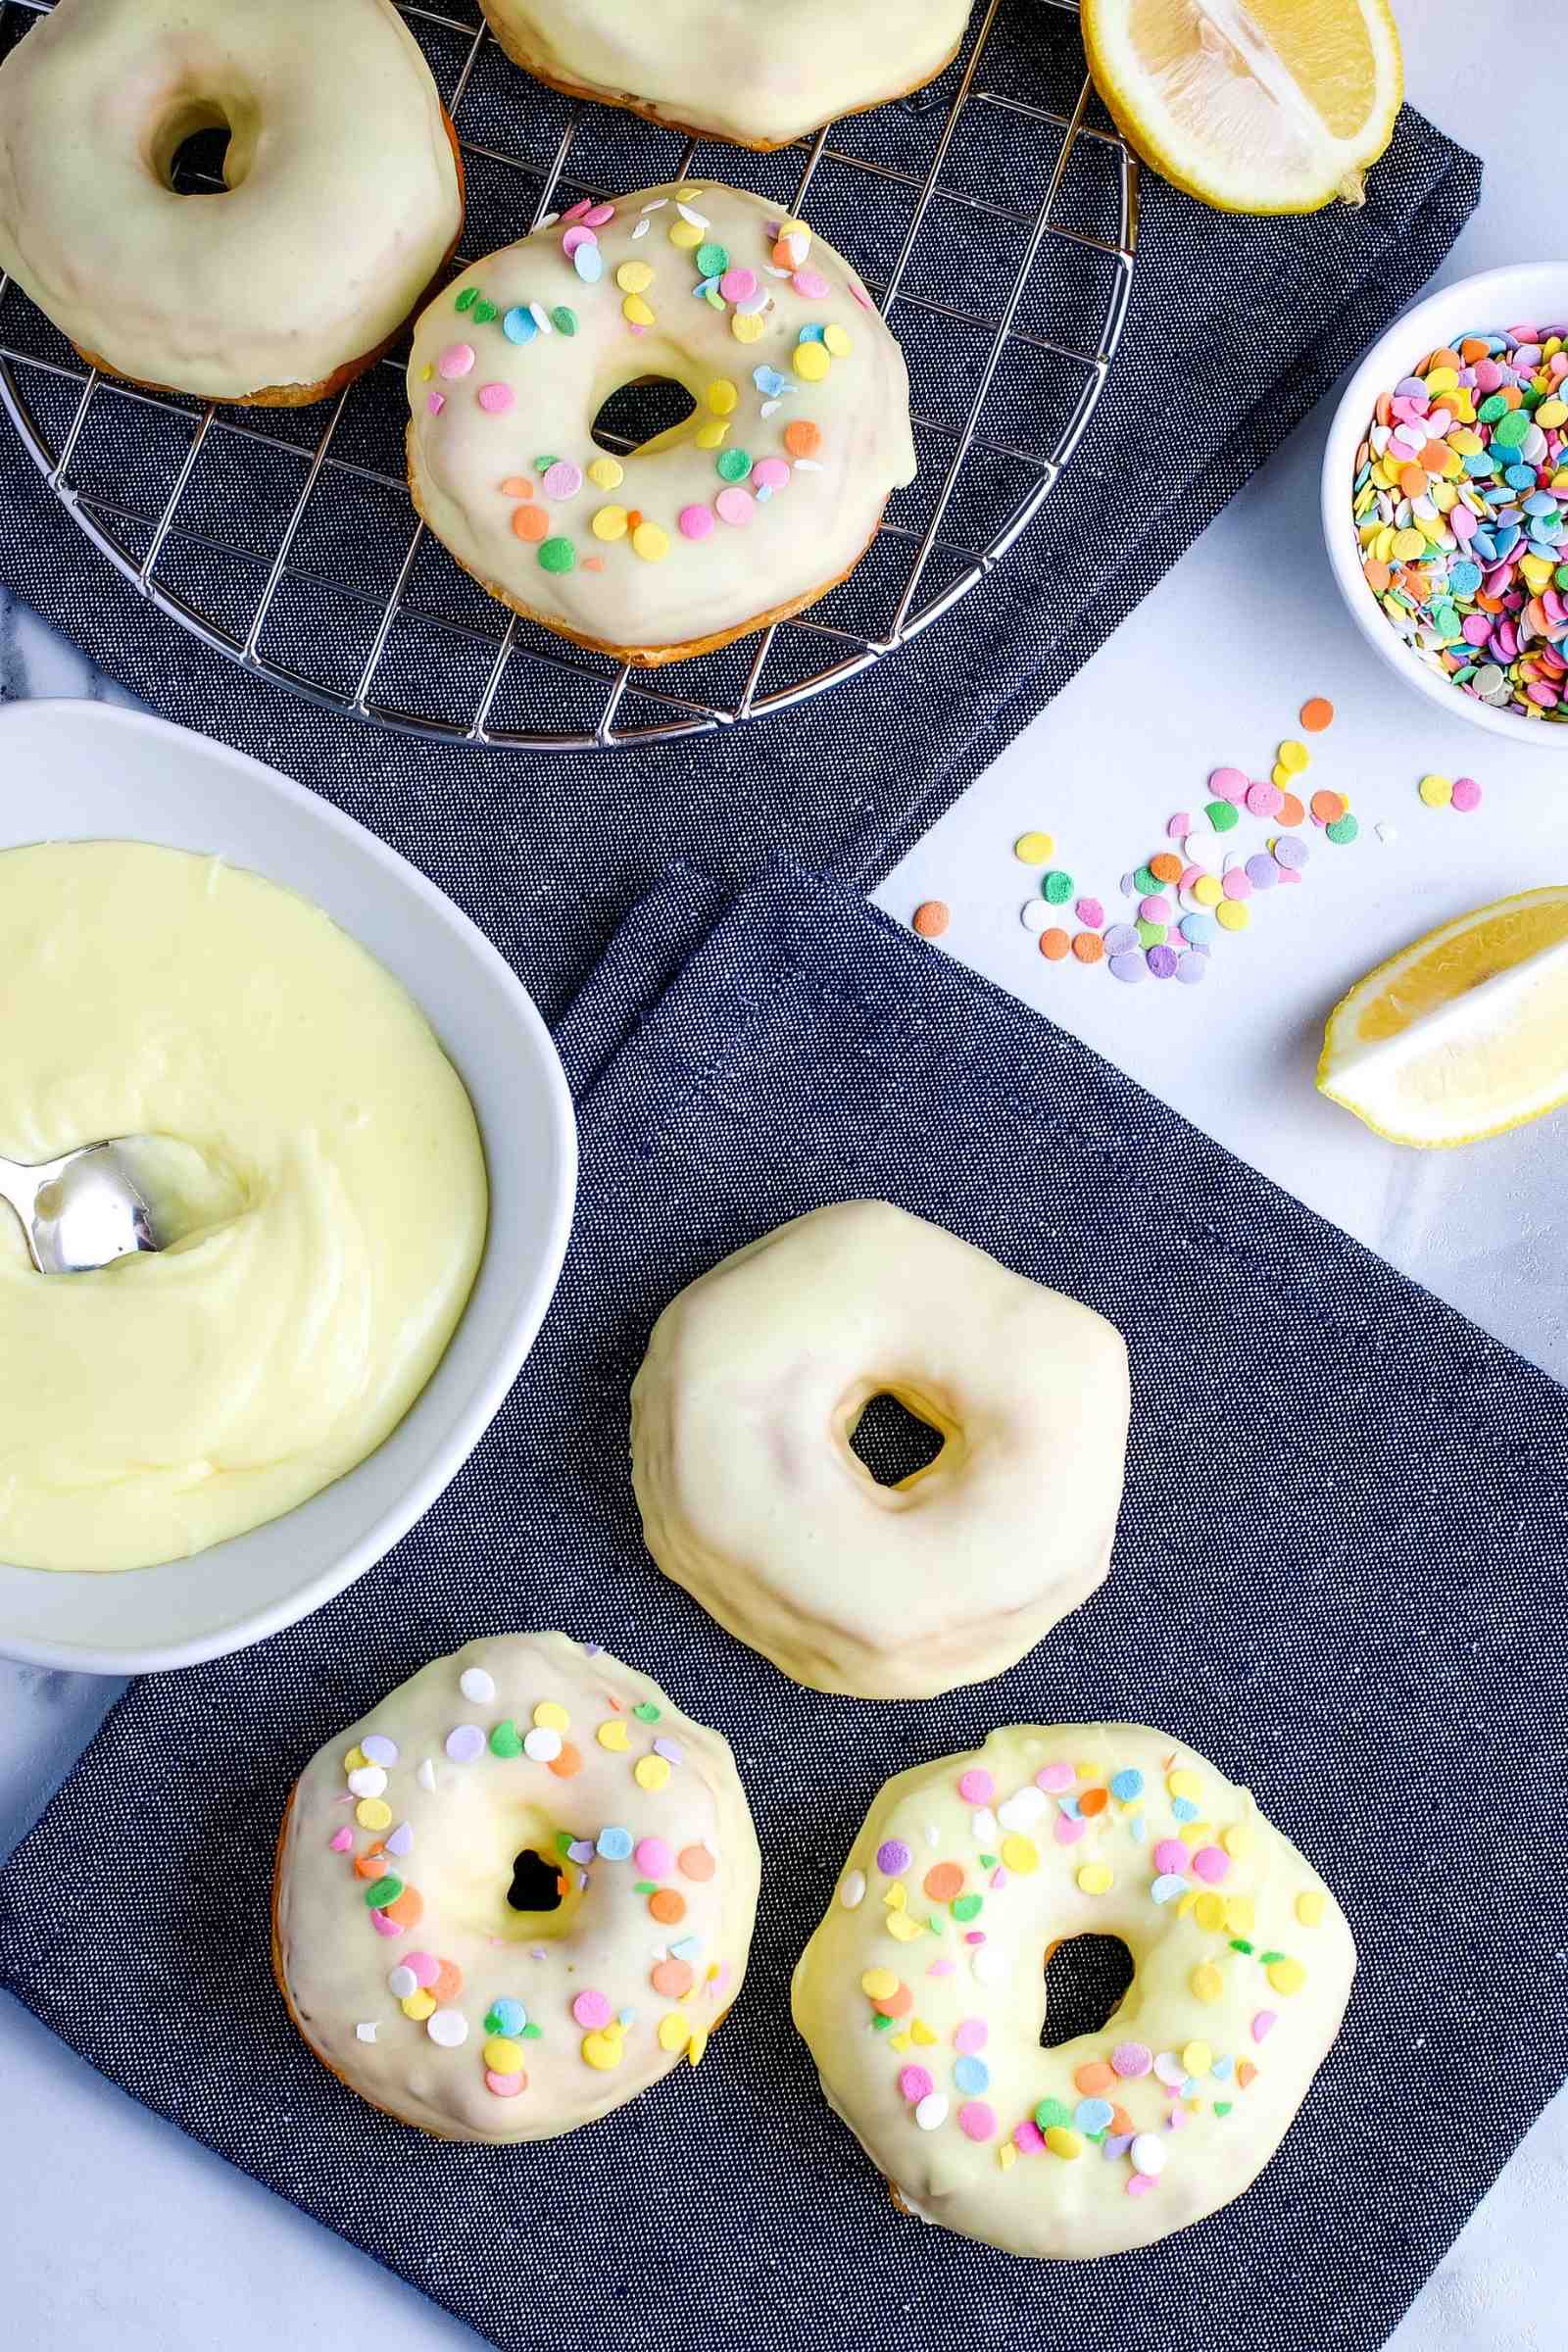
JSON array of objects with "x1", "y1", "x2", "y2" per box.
[
  {"x1": 630, "y1": 1202, "x2": 1130, "y2": 1696},
  {"x1": 405, "y1": 185, "x2": 915, "y2": 664},
  {"x1": 0, "y1": 0, "x2": 465, "y2": 404},
  {"x1": 478, "y1": 0, "x2": 974, "y2": 150},
  {"x1": 791, "y1": 1726, "x2": 1356, "y2": 2257},
  {"x1": 272, "y1": 1633, "x2": 760, "y2": 2141}
]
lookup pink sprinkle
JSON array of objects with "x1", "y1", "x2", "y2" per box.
[
  {"x1": 1179, "y1": 863, "x2": 1203, "y2": 890},
  {"x1": 1165, "y1": 811, "x2": 1192, "y2": 840},
  {"x1": 1192, "y1": 1845, "x2": 1230, "y2": 1883},
  {"x1": 582, "y1": 202, "x2": 615, "y2": 227},
  {"x1": 850, "y1": 279, "x2": 874, "y2": 310},
  {"x1": 1246, "y1": 780, "x2": 1283, "y2": 818},
  {"x1": 1127, "y1": 2173, "x2": 1156, "y2": 2198},
  {"x1": 1221, "y1": 869, "x2": 1252, "y2": 901},
  {"x1": 793, "y1": 269, "x2": 830, "y2": 300},
  {"x1": 406, "y1": 1950, "x2": 440, "y2": 1988},
  {"x1": 1112, "y1": 2040, "x2": 1152, "y2": 2078},
  {"x1": 1037, "y1": 1762, "x2": 1075, "y2": 1792},
  {"x1": 1451, "y1": 775, "x2": 1483, "y2": 810},
  {"x1": 1277, "y1": 865, "x2": 1301, "y2": 886},
  {"x1": 1209, "y1": 766, "x2": 1249, "y2": 803},
  {"x1": 927, "y1": 1958, "x2": 956, "y2": 1977},
  {"x1": 328, "y1": 1827, "x2": 354, "y2": 1851},
  {"x1": 963, "y1": 1931, "x2": 985, "y2": 1945},
  {"x1": 1054, "y1": 1812, "x2": 1087, "y2": 1845},
  {"x1": 370, "y1": 1910, "x2": 402, "y2": 1937},
  {"x1": 1138, "y1": 895, "x2": 1171, "y2": 924},
  {"x1": 721, "y1": 267, "x2": 760, "y2": 303},
  {"x1": 752, "y1": 456, "x2": 790, "y2": 492},
  {"x1": 477, "y1": 382, "x2": 514, "y2": 415},
  {"x1": 1152, "y1": 1838, "x2": 1188, "y2": 1875},
  {"x1": 635, "y1": 1837, "x2": 673, "y2": 1877},
  {"x1": 438, "y1": 343, "x2": 474, "y2": 379},
  {"x1": 1169, "y1": 2107, "x2": 1189, "y2": 2132},
  {"x1": 958, "y1": 2101, "x2": 997, "y2": 2141},
  {"x1": 1251, "y1": 2010, "x2": 1277, "y2": 2043},
  {"x1": 560, "y1": 199, "x2": 591, "y2": 223},
  {"x1": 542, "y1": 459, "x2": 583, "y2": 499},
  {"x1": 989, "y1": 1867, "x2": 1006, "y2": 1888},
  {"x1": 562, "y1": 224, "x2": 598, "y2": 258},
  {"x1": 1013, "y1": 2121, "x2": 1046, "y2": 2155},
  {"x1": 954, "y1": 2018, "x2": 988, "y2": 2055},
  {"x1": 715, "y1": 486, "x2": 755, "y2": 528},
  {"x1": 1075, "y1": 896, "x2": 1104, "y2": 928},
  {"x1": 678, "y1": 503, "x2": 715, "y2": 541},
  {"x1": 1451, "y1": 504, "x2": 1477, "y2": 544},
  {"x1": 957, "y1": 1768, "x2": 994, "y2": 1802},
  {"x1": 485, "y1": 2070, "x2": 525, "y2": 2098},
  {"x1": 572, "y1": 1989, "x2": 612, "y2": 2030},
  {"x1": 426, "y1": 391, "x2": 445, "y2": 416},
  {"x1": 899, "y1": 2065, "x2": 934, "y2": 2103}
]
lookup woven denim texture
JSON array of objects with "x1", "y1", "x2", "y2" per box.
[
  {"x1": 4, "y1": 864, "x2": 1567, "y2": 2352},
  {"x1": 0, "y1": 32, "x2": 1480, "y2": 1019}
]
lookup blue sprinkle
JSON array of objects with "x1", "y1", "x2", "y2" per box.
[
  {"x1": 1059, "y1": 1795, "x2": 1082, "y2": 1818},
  {"x1": 752, "y1": 366, "x2": 789, "y2": 397},
  {"x1": 954, "y1": 2056, "x2": 990, "y2": 2094},
  {"x1": 1109, "y1": 1768, "x2": 1144, "y2": 1802},
  {"x1": 1180, "y1": 913, "x2": 1217, "y2": 947},
  {"x1": 670, "y1": 1936, "x2": 702, "y2": 1963},
  {"x1": 502, "y1": 306, "x2": 537, "y2": 344},
  {"x1": 797, "y1": 321, "x2": 826, "y2": 344},
  {"x1": 596, "y1": 1826, "x2": 633, "y2": 1860},
  {"x1": 1470, "y1": 529, "x2": 1498, "y2": 562},
  {"x1": 1074, "y1": 2097, "x2": 1113, "y2": 2135},
  {"x1": 1171, "y1": 1796, "x2": 1200, "y2": 1823},
  {"x1": 693, "y1": 275, "x2": 721, "y2": 300},
  {"x1": 1211, "y1": 2054, "x2": 1234, "y2": 2080},
  {"x1": 1152, "y1": 1873, "x2": 1187, "y2": 1903},
  {"x1": 1129, "y1": 1815, "x2": 1148, "y2": 1843},
  {"x1": 486, "y1": 1996, "x2": 528, "y2": 2034},
  {"x1": 572, "y1": 244, "x2": 604, "y2": 285},
  {"x1": 1449, "y1": 561, "x2": 1483, "y2": 595}
]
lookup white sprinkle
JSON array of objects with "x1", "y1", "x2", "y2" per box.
[
  {"x1": 536, "y1": 211, "x2": 559, "y2": 230},
  {"x1": 417, "y1": 1759, "x2": 437, "y2": 1792},
  {"x1": 914, "y1": 2092, "x2": 949, "y2": 2131},
  {"x1": 971, "y1": 1946, "x2": 1006, "y2": 1985},
  {"x1": 523, "y1": 1726, "x2": 563, "y2": 1762},
  {"x1": 355, "y1": 2023, "x2": 378, "y2": 2043},
  {"x1": 640, "y1": 198, "x2": 668, "y2": 214},
  {"x1": 387, "y1": 1966, "x2": 417, "y2": 2000},
  {"x1": 1020, "y1": 900, "x2": 1053, "y2": 935},
  {"x1": 1153, "y1": 2051, "x2": 1187, "y2": 2086},
  {"x1": 760, "y1": 399, "x2": 781, "y2": 416},
  {"x1": 632, "y1": 219, "x2": 650, "y2": 239},
  {"x1": 427, "y1": 2008, "x2": 468, "y2": 2048},
  {"x1": 529, "y1": 301, "x2": 553, "y2": 334},
  {"x1": 839, "y1": 1869, "x2": 866, "y2": 1909},
  {"x1": 1130, "y1": 2132, "x2": 1166, "y2": 2177},
  {"x1": 765, "y1": 265, "x2": 791, "y2": 280},
  {"x1": 924, "y1": 1822, "x2": 941, "y2": 1847},
  {"x1": 1183, "y1": 831, "x2": 1221, "y2": 865},
  {"x1": 792, "y1": 458, "x2": 823, "y2": 472},
  {"x1": 346, "y1": 1765, "x2": 386, "y2": 1799},
  {"x1": 996, "y1": 1786, "x2": 1048, "y2": 1832},
  {"x1": 676, "y1": 201, "x2": 710, "y2": 227},
  {"x1": 459, "y1": 1667, "x2": 496, "y2": 1703},
  {"x1": 970, "y1": 1807, "x2": 999, "y2": 1843}
]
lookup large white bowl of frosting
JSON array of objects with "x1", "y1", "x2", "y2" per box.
[{"x1": 0, "y1": 701, "x2": 575, "y2": 1673}]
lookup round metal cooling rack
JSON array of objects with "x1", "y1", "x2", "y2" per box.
[{"x1": 0, "y1": 0, "x2": 1137, "y2": 750}]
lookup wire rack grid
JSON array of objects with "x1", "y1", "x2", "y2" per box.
[{"x1": 0, "y1": 0, "x2": 1137, "y2": 750}]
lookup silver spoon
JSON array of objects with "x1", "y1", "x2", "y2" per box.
[{"x1": 0, "y1": 1141, "x2": 163, "y2": 1274}]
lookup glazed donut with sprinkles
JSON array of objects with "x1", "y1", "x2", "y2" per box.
[
  {"x1": 791, "y1": 1724, "x2": 1354, "y2": 2256},
  {"x1": 405, "y1": 182, "x2": 916, "y2": 664},
  {"x1": 272, "y1": 1633, "x2": 760, "y2": 2140}
]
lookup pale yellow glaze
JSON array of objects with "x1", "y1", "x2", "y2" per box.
[
  {"x1": 0, "y1": 842, "x2": 486, "y2": 1573},
  {"x1": 792, "y1": 1725, "x2": 1356, "y2": 2258},
  {"x1": 274, "y1": 1633, "x2": 762, "y2": 2140},
  {"x1": 405, "y1": 184, "x2": 915, "y2": 658},
  {"x1": 0, "y1": 0, "x2": 463, "y2": 399},
  {"x1": 631, "y1": 1202, "x2": 1130, "y2": 1696},
  {"x1": 481, "y1": 0, "x2": 975, "y2": 148}
]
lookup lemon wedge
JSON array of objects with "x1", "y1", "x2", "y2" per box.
[
  {"x1": 1317, "y1": 889, "x2": 1568, "y2": 1147},
  {"x1": 1081, "y1": 0, "x2": 1402, "y2": 215}
]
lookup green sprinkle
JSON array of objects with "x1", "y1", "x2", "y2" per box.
[
  {"x1": 1033, "y1": 2097, "x2": 1072, "y2": 2131},
  {"x1": 951, "y1": 1893, "x2": 983, "y2": 1923},
  {"x1": 634, "y1": 1880, "x2": 658, "y2": 1894},
  {"x1": 1042, "y1": 869, "x2": 1073, "y2": 905},
  {"x1": 871, "y1": 2012, "x2": 893, "y2": 2033},
  {"x1": 1133, "y1": 863, "x2": 1160, "y2": 894},
  {"x1": 488, "y1": 1720, "x2": 522, "y2": 1757},
  {"x1": 534, "y1": 454, "x2": 559, "y2": 473},
  {"x1": 1229, "y1": 1937, "x2": 1254, "y2": 1954},
  {"x1": 1493, "y1": 409, "x2": 1531, "y2": 448},
  {"x1": 1326, "y1": 814, "x2": 1359, "y2": 846},
  {"x1": 925, "y1": 1913, "x2": 944, "y2": 1935},
  {"x1": 1136, "y1": 919, "x2": 1166, "y2": 948},
  {"x1": 696, "y1": 241, "x2": 729, "y2": 278},
  {"x1": 1555, "y1": 563, "x2": 1568, "y2": 592},
  {"x1": 454, "y1": 286, "x2": 479, "y2": 312},
  {"x1": 715, "y1": 448, "x2": 753, "y2": 483},
  {"x1": 471, "y1": 299, "x2": 498, "y2": 324},
  {"x1": 1477, "y1": 393, "x2": 1508, "y2": 423},
  {"x1": 551, "y1": 306, "x2": 578, "y2": 336},
  {"x1": 365, "y1": 1876, "x2": 403, "y2": 1909},
  {"x1": 1214, "y1": 2101, "x2": 1233, "y2": 2118},
  {"x1": 1205, "y1": 800, "x2": 1240, "y2": 831},
  {"x1": 555, "y1": 1830, "x2": 575, "y2": 1856},
  {"x1": 977, "y1": 1853, "x2": 998, "y2": 1870},
  {"x1": 1259, "y1": 1949, "x2": 1286, "y2": 1965},
  {"x1": 521, "y1": 2023, "x2": 543, "y2": 2040},
  {"x1": 633, "y1": 1701, "x2": 662, "y2": 1722},
  {"x1": 538, "y1": 536, "x2": 576, "y2": 574}
]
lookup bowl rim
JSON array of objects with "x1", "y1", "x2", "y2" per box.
[
  {"x1": 0, "y1": 699, "x2": 578, "y2": 1675},
  {"x1": 1319, "y1": 259, "x2": 1568, "y2": 749}
]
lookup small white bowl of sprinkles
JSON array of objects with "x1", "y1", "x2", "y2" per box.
[{"x1": 1321, "y1": 263, "x2": 1568, "y2": 746}]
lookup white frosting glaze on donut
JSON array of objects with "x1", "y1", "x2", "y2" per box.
[
  {"x1": 479, "y1": 0, "x2": 974, "y2": 147},
  {"x1": 404, "y1": 184, "x2": 915, "y2": 660},
  {"x1": 630, "y1": 1202, "x2": 1129, "y2": 1696},
  {"x1": 0, "y1": 0, "x2": 463, "y2": 398},
  {"x1": 273, "y1": 1633, "x2": 760, "y2": 2141},
  {"x1": 791, "y1": 1724, "x2": 1356, "y2": 2257}
]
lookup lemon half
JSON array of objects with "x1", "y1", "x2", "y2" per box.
[
  {"x1": 1081, "y1": 0, "x2": 1403, "y2": 215},
  {"x1": 1317, "y1": 889, "x2": 1568, "y2": 1148}
]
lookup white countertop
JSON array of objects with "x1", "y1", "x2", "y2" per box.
[{"x1": 4, "y1": 1, "x2": 1567, "y2": 2341}]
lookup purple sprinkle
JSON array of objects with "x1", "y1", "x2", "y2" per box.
[
  {"x1": 1103, "y1": 923, "x2": 1140, "y2": 956},
  {"x1": 1175, "y1": 952, "x2": 1207, "y2": 985},
  {"x1": 384, "y1": 1822, "x2": 414, "y2": 1856},
  {"x1": 1245, "y1": 854, "x2": 1278, "y2": 890},
  {"x1": 1146, "y1": 945, "x2": 1179, "y2": 979},
  {"x1": 876, "y1": 1838, "x2": 912, "y2": 1876},
  {"x1": 444, "y1": 1724, "x2": 484, "y2": 1763},
  {"x1": 567, "y1": 1838, "x2": 595, "y2": 1864},
  {"x1": 1108, "y1": 950, "x2": 1146, "y2": 984},
  {"x1": 653, "y1": 1738, "x2": 684, "y2": 1763},
  {"x1": 1273, "y1": 835, "x2": 1309, "y2": 870},
  {"x1": 361, "y1": 1735, "x2": 399, "y2": 1767},
  {"x1": 1103, "y1": 2132, "x2": 1134, "y2": 2159}
]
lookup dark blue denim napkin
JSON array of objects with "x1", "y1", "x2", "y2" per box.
[
  {"x1": 4, "y1": 862, "x2": 1566, "y2": 2352},
  {"x1": 0, "y1": 0, "x2": 1481, "y2": 1020}
]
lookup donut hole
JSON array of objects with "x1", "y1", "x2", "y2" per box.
[
  {"x1": 507, "y1": 1846, "x2": 565, "y2": 1915},
  {"x1": 849, "y1": 1391, "x2": 948, "y2": 1489},
  {"x1": 1040, "y1": 1935, "x2": 1136, "y2": 2047},
  {"x1": 154, "y1": 102, "x2": 244, "y2": 196},
  {"x1": 591, "y1": 377, "x2": 698, "y2": 454}
]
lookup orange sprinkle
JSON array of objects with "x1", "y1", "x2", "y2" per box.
[
  {"x1": 1109, "y1": 2102, "x2": 1135, "y2": 2135},
  {"x1": 1077, "y1": 1785, "x2": 1109, "y2": 1813},
  {"x1": 911, "y1": 900, "x2": 950, "y2": 939},
  {"x1": 1071, "y1": 931, "x2": 1103, "y2": 965},
  {"x1": 873, "y1": 1983, "x2": 912, "y2": 2019},
  {"x1": 1310, "y1": 789, "x2": 1346, "y2": 823},
  {"x1": 1278, "y1": 792, "x2": 1305, "y2": 828},
  {"x1": 649, "y1": 1888, "x2": 687, "y2": 1925},
  {"x1": 1039, "y1": 927, "x2": 1070, "y2": 960},
  {"x1": 1397, "y1": 464, "x2": 1429, "y2": 500},
  {"x1": 353, "y1": 1847, "x2": 386, "y2": 1881},
  {"x1": 1237, "y1": 2060, "x2": 1258, "y2": 2088},
  {"x1": 1363, "y1": 559, "x2": 1392, "y2": 593},
  {"x1": 548, "y1": 1740, "x2": 582, "y2": 1778},
  {"x1": 651, "y1": 1957, "x2": 694, "y2": 1998},
  {"x1": 583, "y1": 556, "x2": 605, "y2": 570},
  {"x1": 1459, "y1": 337, "x2": 1490, "y2": 364},
  {"x1": 1074, "y1": 2060, "x2": 1116, "y2": 2095},
  {"x1": 923, "y1": 1862, "x2": 965, "y2": 1901},
  {"x1": 783, "y1": 418, "x2": 822, "y2": 460},
  {"x1": 1374, "y1": 390, "x2": 1393, "y2": 426},
  {"x1": 500, "y1": 475, "x2": 532, "y2": 498},
  {"x1": 626, "y1": 509, "x2": 644, "y2": 529},
  {"x1": 678, "y1": 1843, "x2": 716, "y2": 1882},
  {"x1": 383, "y1": 1886, "x2": 424, "y2": 1930},
  {"x1": 1298, "y1": 697, "x2": 1335, "y2": 732},
  {"x1": 512, "y1": 503, "x2": 548, "y2": 543},
  {"x1": 430, "y1": 1958, "x2": 463, "y2": 2004},
  {"x1": 1148, "y1": 851, "x2": 1182, "y2": 883},
  {"x1": 1428, "y1": 346, "x2": 1462, "y2": 373}
]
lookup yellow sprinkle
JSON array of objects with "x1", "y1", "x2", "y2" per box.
[
  {"x1": 1521, "y1": 554, "x2": 1554, "y2": 590},
  {"x1": 582, "y1": 2027, "x2": 623, "y2": 2070},
  {"x1": 1277, "y1": 740, "x2": 1309, "y2": 773},
  {"x1": 1296, "y1": 1889, "x2": 1327, "y2": 1928},
  {"x1": 591, "y1": 505, "x2": 628, "y2": 542},
  {"x1": 777, "y1": 217, "x2": 809, "y2": 241},
  {"x1": 1190, "y1": 1964, "x2": 1224, "y2": 2006},
  {"x1": 883, "y1": 1880, "x2": 906, "y2": 1910},
  {"x1": 1194, "y1": 874, "x2": 1223, "y2": 908},
  {"x1": 823, "y1": 323, "x2": 852, "y2": 358},
  {"x1": 687, "y1": 2027, "x2": 710, "y2": 2068},
  {"x1": 668, "y1": 218, "x2": 704, "y2": 250},
  {"x1": 1418, "y1": 773, "x2": 1452, "y2": 808},
  {"x1": 731, "y1": 312, "x2": 765, "y2": 345},
  {"x1": 1224, "y1": 1895, "x2": 1255, "y2": 1936},
  {"x1": 999, "y1": 2142, "x2": 1018, "y2": 2171},
  {"x1": 1001, "y1": 1834, "x2": 1040, "y2": 1875},
  {"x1": 1045, "y1": 2126, "x2": 1083, "y2": 2160},
  {"x1": 1392, "y1": 527, "x2": 1426, "y2": 560},
  {"x1": 483, "y1": 2035, "x2": 525, "y2": 2073},
  {"x1": 615, "y1": 261, "x2": 654, "y2": 293},
  {"x1": 1076, "y1": 1861, "x2": 1113, "y2": 1895},
  {"x1": 634, "y1": 1753, "x2": 671, "y2": 1789},
  {"x1": 793, "y1": 342, "x2": 830, "y2": 382},
  {"x1": 705, "y1": 378, "x2": 739, "y2": 415},
  {"x1": 400, "y1": 1989, "x2": 436, "y2": 2022},
  {"x1": 1425, "y1": 366, "x2": 1458, "y2": 394},
  {"x1": 694, "y1": 419, "x2": 729, "y2": 449},
  {"x1": 909, "y1": 2019, "x2": 937, "y2": 2045},
  {"x1": 1193, "y1": 1892, "x2": 1226, "y2": 1933},
  {"x1": 886, "y1": 1911, "x2": 923, "y2": 1943},
  {"x1": 1267, "y1": 1957, "x2": 1307, "y2": 1996},
  {"x1": 1179, "y1": 1821, "x2": 1213, "y2": 1845},
  {"x1": 1182, "y1": 2038, "x2": 1214, "y2": 2076},
  {"x1": 1175, "y1": 1888, "x2": 1200, "y2": 1918},
  {"x1": 1013, "y1": 830, "x2": 1054, "y2": 863},
  {"x1": 586, "y1": 457, "x2": 623, "y2": 491},
  {"x1": 1215, "y1": 900, "x2": 1250, "y2": 934},
  {"x1": 419, "y1": 364, "x2": 432, "y2": 381},
  {"x1": 356, "y1": 1797, "x2": 392, "y2": 1831},
  {"x1": 632, "y1": 521, "x2": 670, "y2": 563},
  {"x1": 622, "y1": 293, "x2": 656, "y2": 327},
  {"x1": 343, "y1": 1746, "x2": 368, "y2": 1773},
  {"x1": 888, "y1": 2030, "x2": 911, "y2": 2052},
  {"x1": 1539, "y1": 398, "x2": 1568, "y2": 428},
  {"x1": 597, "y1": 1719, "x2": 630, "y2": 1751},
  {"x1": 658, "y1": 2012, "x2": 691, "y2": 2053},
  {"x1": 1271, "y1": 763, "x2": 1293, "y2": 790},
  {"x1": 860, "y1": 1967, "x2": 899, "y2": 2000},
  {"x1": 1221, "y1": 1823, "x2": 1252, "y2": 1858},
  {"x1": 1166, "y1": 1769, "x2": 1201, "y2": 1801}
]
